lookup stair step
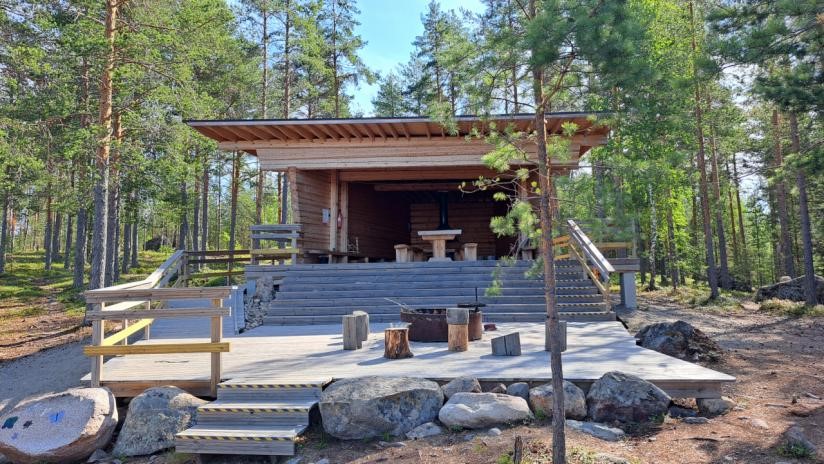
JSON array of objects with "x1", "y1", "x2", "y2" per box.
[
  {"x1": 217, "y1": 378, "x2": 328, "y2": 402},
  {"x1": 196, "y1": 400, "x2": 315, "y2": 425},
  {"x1": 176, "y1": 424, "x2": 304, "y2": 456}
]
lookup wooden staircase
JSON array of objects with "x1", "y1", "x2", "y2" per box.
[
  {"x1": 176, "y1": 378, "x2": 328, "y2": 456},
  {"x1": 260, "y1": 259, "x2": 615, "y2": 325}
]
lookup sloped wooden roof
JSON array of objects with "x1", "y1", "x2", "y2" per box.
[{"x1": 186, "y1": 112, "x2": 610, "y2": 152}]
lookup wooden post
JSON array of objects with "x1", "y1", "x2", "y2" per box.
[
  {"x1": 210, "y1": 298, "x2": 223, "y2": 397},
  {"x1": 352, "y1": 310, "x2": 369, "y2": 342},
  {"x1": 90, "y1": 304, "x2": 104, "y2": 387},
  {"x1": 462, "y1": 243, "x2": 478, "y2": 261},
  {"x1": 121, "y1": 319, "x2": 129, "y2": 345},
  {"x1": 491, "y1": 332, "x2": 521, "y2": 356},
  {"x1": 384, "y1": 327, "x2": 413, "y2": 359},
  {"x1": 181, "y1": 252, "x2": 189, "y2": 287},
  {"x1": 447, "y1": 308, "x2": 469, "y2": 352},
  {"x1": 544, "y1": 320, "x2": 567, "y2": 352},
  {"x1": 339, "y1": 181, "x2": 349, "y2": 262},
  {"x1": 143, "y1": 301, "x2": 151, "y2": 340},
  {"x1": 394, "y1": 244, "x2": 410, "y2": 263},
  {"x1": 342, "y1": 315, "x2": 361, "y2": 350},
  {"x1": 329, "y1": 170, "x2": 339, "y2": 252}
]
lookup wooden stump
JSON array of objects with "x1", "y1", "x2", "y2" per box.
[
  {"x1": 448, "y1": 324, "x2": 469, "y2": 352},
  {"x1": 491, "y1": 332, "x2": 521, "y2": 356},
  {"x1": 343, "y1": 315, "x2": 361, "y2": 350},
  {"x1": 384, "y1": 327, "x2": 413, "y2": 359},
  {"x1": 544, "y1": 320, "x2": 567, "y2": 352},
  {"x1": 353, "y1": 310, "x2": 369, "y2": 342}
]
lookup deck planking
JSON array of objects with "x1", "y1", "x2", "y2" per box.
[{"x1": 84, "y1": 317, "x2": 734, "y2": 398}]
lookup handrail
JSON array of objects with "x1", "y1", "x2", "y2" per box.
[
  {"x1": 567, "y1": 219, "x2": 614, "y2": 280},
  {"x1": 83, "y1": 250, "x2": 231, "y2": 396}
]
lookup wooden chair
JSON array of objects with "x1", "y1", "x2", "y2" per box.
[{"x1": 250, "y1": 224, "x2": 301, "y2": 265}]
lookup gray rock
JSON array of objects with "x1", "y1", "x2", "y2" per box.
[
  {"x1": 682, "y1": 417, "x2": 709, "y2": 424},
  {"x1": 565, "y1": 420, "x2": 625, "y2": 442},
  {"x1": 586, "y1": 371, "x2": 671, "y2": 425},
  {"x1": 314, "y1": 459, "x2": 330, "y2": 464},
  {"x1": 696, "y1": 396, "x2": 735, "y2": 417},
  {"x1": 441, "y1": 377, "x2": 481, "y2": 399},
  {"x1": 320, "y1": 376, "x2": 443, "y2": 440},
  {"x1": 635, "y1": 320, "x2": 721, "y2": 363},
  {"x1": 488, "y1": 427, "x2": 502, "y2": 436},
  {"x1": 283, "y1": 458, "x2": 303, "y2": 464},
  {"x1": 87, "y1": 449, "x2": 110, "y2": 462},
  {"x1": 505, "y1": 382, "x2": 530, "y2": 400},
  {"x1": 438, "y1": 392, "x2": 533, "y2": 429},
  {"x1": 112, "y1": 386, "x2": 206, "y2": 456},
  {"x1": 405, "y1": 422, "x2": 443, "y2": 440},
  {"x1": 756, "y1": 275, "x2": 824, "y2": 304},
  {"x1": 748, "y1": 418, "x2": 769, "y2": 429},
  {"x1": 668, "y1": 405, "x2": 697, "y2": 418},
  {"x1": 528, "y1": 381, "x2": 587, "y2": 420},
  {"x1": 780, "y1": 425, "x2": 817, "y2": 455},
  {"x1": 378, "y1": 441, "x2": 406, "y2": 448},
  {"x1": 0, "y1": 387, "x2": 118, "y2": 464},
  {"x1": 488, "y1": 383, "x2": 507, "y2": 394},
  {"x1": 463, "y1": 434, "x2": 476, "y2": 441},
  {"x1": 594, "y1": 453, "x2": 631, "y2": 464}
]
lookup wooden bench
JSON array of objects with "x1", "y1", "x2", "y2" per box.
[{"x1": 250, "y1": 224, "x2": 301, "y2": 265}]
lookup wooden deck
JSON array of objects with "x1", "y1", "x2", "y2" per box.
[{"x1": 83, "y1": 315, "x2": 734, "y2": 399}]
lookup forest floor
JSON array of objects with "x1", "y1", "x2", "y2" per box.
[
  {"x1": 0, "y1": 251, "x2": 169, "y2": 361},
  {"x1": 1, "y1": 273, "x2": 823, "y2": 463}
]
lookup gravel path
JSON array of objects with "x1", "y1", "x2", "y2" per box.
[{"x1": 0, "y1": 338, "x2": 89, "y2": 416}]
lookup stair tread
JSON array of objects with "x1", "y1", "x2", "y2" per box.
[
  {"x1": 200, "y1": 400, "x2": 316, "y2": 411},
  {"x1": 177, "y1": 424, "x2": 306, "y2": 440},
  {"x1": 220, "y1": 377, "x2": 330, "y2": 388}
]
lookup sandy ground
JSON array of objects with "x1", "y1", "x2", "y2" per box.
[{"x1": 1, "y1": 291, "x2": 822, "y2": 463}]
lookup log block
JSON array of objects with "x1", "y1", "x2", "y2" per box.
[
  {"x1": 384, "y1": 327, "x2": 413, "y2": 359},
  {"x1": 446, "y1": 308, "x2": 469, "y2": 325},
  {"x1": 544, "y1": 321, "x2": 567, "y2": 352},
  {"x1": 448, "y1": 323, "x2": 469, "y2": 352},
  {"x1": 394, "y1": 244, "x2": 410, "y2": 263},
  {"x1": 462, "y1": 243, "x2": 478, "y2": 261},
  {"x1": 352, "y1": 310, "x2": 369, "y2": 342},
  {"x1": 343, "y1": 315, "x2": 361, "y2": 350},
  {"x1": 491, "y1": 332, "x2": 521, "y2": 356}
]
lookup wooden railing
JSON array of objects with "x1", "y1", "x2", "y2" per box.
[
  {"x1": 250, "y1": 224, "x2": 301, "y2": 265},
  {"x1": 83, "y1": 251, "x2": 234, "y2": 396},
  {"x1": 182, "y1": 249, "x2": 251, "y2": 282},
  {"x1": 564, "y1": 220, "x2": 616, "y2": 305}
]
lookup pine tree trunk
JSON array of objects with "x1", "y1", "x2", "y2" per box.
[
  {"x1": 193, "y1": 176, "x2": 200, "y2": 262},
  {"x1": 731, "y1": 153, "x2": 749, "y2": 277},
  {"x1": 647, "y1": 183, "x2": 658, "y2": 291},
  {"x1": 708, "y1": 120, "x2": 731, "y2": 289},
  {"x1": 725, "y1": 159, "x2": 739, "y2": 267},
  {"x1": 666, "y1": 190, "x2": 679, "y2": 290},
  {"x1": 73, "y1": 207, "x2": 87, "y2": 290},
  {"x1": 280, "y1": 173, "x2": 289, "y2": 224},
  {"x1": 89, "y1": 0, "x2": 119, "y2": 295},
  {"x1": 0, "y1": 191, "x2": 9, "y2": 274},
  {"x1": 283, "y1": 0, "x2": 292, "y2": 118},
  {"x1": 122, "y1": 221, "x2": 131, "y2": 275},
  {"x1": 771, "y1": 110, "x2": 795, "y2": 278},
  {"x1": 689, "y1": 2, "x2": 718, "y2": 299},
  {"x1": 51, "y1": 212, "x2": 62, "y2": 264},
  {"x1": 256, "y1": 9, "x2": 269, "y2": 224},
  {"x1": 63, "y1": 214, "x2": 73, "y2": 269},
  {"x1": 228, "y1": 152, "x2": 241, "y2": 275},
  {"x1": 44, "y1": 193, "x2": 53, "y2": 271},
  {"x1": 789, "y1": 113, "x2": 817, "y2": 306},
  {"x1": 105, "y1": 112, "x2": 122, "y2": 286},
  {"x1": 201, "y1": 160, "x2": 209, "y2": 252},
  {"x1": 178, "y1": 181, "x2": 189, "y2": 251},
  {"x1": 530, "y1": 6, "x2": 565, "y2": 459},
  {"x1": 130, "y1": 222, "x2": 138, "y2": 267}
]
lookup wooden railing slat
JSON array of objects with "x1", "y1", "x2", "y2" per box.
[
  {"x1": 101, "y1": 319, "x2": 154, "y2": 346},
  {"x1": 84, "y1": 342, "x2": 230, "y2": 356},
  {"x1": 85, "y1": 286, "x2": 233, "y2": 303},
  {"x1": 85, "y1": 307, "x2": 231, "y2": 320}
]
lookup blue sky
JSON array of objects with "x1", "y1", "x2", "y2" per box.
[{"x1": 351, "y1": 0, "x2": 485, "y2": 115}]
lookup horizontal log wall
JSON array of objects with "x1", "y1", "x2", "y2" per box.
[
  {"x1": 410, "y1": 198, "x2": 505, "y2": 258},
  {"x1": 291, "y1": 169, "x2": 331, "y2": 253},
  {"x1": 347, "y1": 184, "x2": 409, "y2": 259}
]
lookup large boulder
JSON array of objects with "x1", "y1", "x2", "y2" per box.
[
  {"x1": 586, "y1": 372, "x2": 671, "y2": 425},
  {"x1": 755, "y1": 275, "x2": 824, "y2": 304},
  {"x1": 441, "y1": 377, "x2": 481, "y2": 399},
  {"x1": 438, "y1": 392, "x2": 533, "y2": 429},
  {"x1": 0, "y1": 388, "x2": 117, "y2": 464},
  {"x1": 112, "y1": 386, "x2": 206, "y2": 456},
  {"x1": 635, "y1": 321, "x2": 721, "y2": 363},
  {"x1": 319, "y1": 377, "x2": 443, "y2": 440},
  {"x1": 528, "y1": 381, "x2": 587, "y2": 420}
]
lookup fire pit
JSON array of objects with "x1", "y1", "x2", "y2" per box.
[{"x1": 400, "y1": 308, "x2": 483, "y2": 342}]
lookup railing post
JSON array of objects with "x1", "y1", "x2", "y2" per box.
[
  {"x1": 90, "y1": 303, "x2": 104, "y2": 387},
  {"x1": 210, "y1": 297, "x2": 223, "y2": 397},
  {"x1": 143, "y1": 301, "x2": 151, "y2": 339},
  {"x1": 181, "y1": 252, "x2": 190, "y2": 287},
  {"x1": 121, "y1": 319, "x2": 129, "y2": 345}
]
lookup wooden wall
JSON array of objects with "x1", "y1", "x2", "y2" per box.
[
  {"x1": 347, "y1": 184, "x2": 409, "y2": 259},
  {"x1": 290, "y1": 169, "x2": 331, "y2": 252},
  {"x1": 409, "y1": 197, "x2": 509, "y2": 259}
]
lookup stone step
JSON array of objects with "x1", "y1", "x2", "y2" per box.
[
  {"x1": 274, "y1": 287, "x2": 545, "y2": 299},
  {"x1": 263, "y1": 303, "x2": 607, "y2": 316},
  {"x1": 175, "y1": 424, "x2": 304, "y2": 456},
  {"x1": 262, "y1": 311, "x2": 614, "y2": 325},
  {"x1": 270, "y1": 295, "x2": 551, "y2": 306}
]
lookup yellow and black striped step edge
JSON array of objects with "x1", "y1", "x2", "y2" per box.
[
  {"x1": 199, "y1": 406, "x2": 311, "y2": 413},
  {"x1": 219, "y1": 382, "x2": 323, "y2": 389},
  {"x1": 178, "y1": 435, "x2": 293, "y2": 442}
]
